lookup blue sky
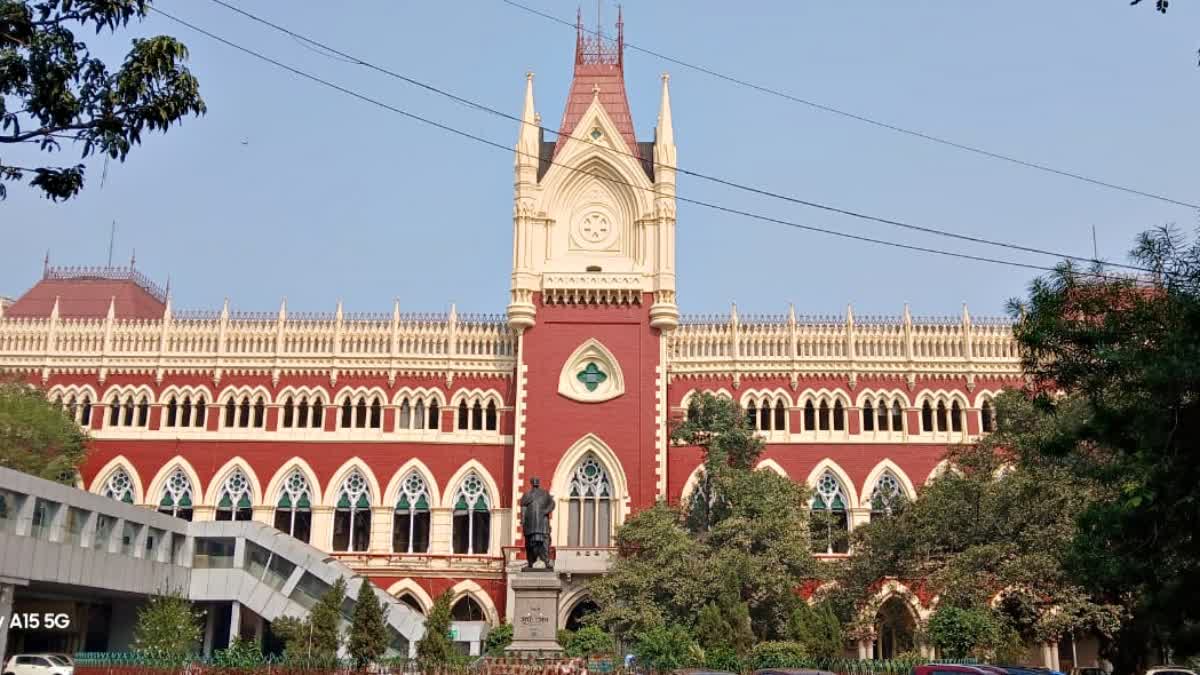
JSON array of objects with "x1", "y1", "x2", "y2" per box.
[{"x1": 3, "y1": 1, "x2": 1198, "y2": 319}]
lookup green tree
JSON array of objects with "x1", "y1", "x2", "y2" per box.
[
  {"x1": 588, "y1": 394, "x2": 818, "y2": 644},
  {"x1": 0, "y1": 0, "x2": 205, "y2": 201},
  {"x1": 1009, "y1": 227, "x2": 1200, "y2": 664},
  {"x1": 213, "y1": 637, "x2": 264, "y2": 668},
  {"x1": 273, "y1": 576, "x2": 345, "y2": 663},
  {"x1": 416, "y1": 590, "x2": 461, "y2": 666},
  {"x1": 789, "y1": 601, "x2": 844, "y2": 660},
  {"x1": 484, "y1": 623, "x2": 513, "y2": 656},
  {"x1": 925, "y1": 606, "x2": 1004, "y2": 660},
  {"x1": 132, "y1": 592, "x2": 201, "y2": 662},
  {"x1": 0, "y1": 380, "x2": 87, "y2": 483},
  {"x1": 348, "y1": 579, "x2": 389, "y2": 667},
  {"x1": 633, "y1": 623, "x2": 697, "y2": 672},
  {"x1": 560, "y1": 625, "x2": 615, "y2": 658},
  {"x1": 693, "y1": 593, "x2": 754, "y2": 655},
  {"x1": 830, "y1": 402, "x2": 1121, "y2": 645},
  {"x1": 747, "y1": 641, "x2": 809, "y2": 670}
]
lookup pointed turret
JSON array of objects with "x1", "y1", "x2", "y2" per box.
[
  {"x1": 50, "y1": 296, "x2": 60, "y2": 320},
  {"x1": 163, "y1": 294, "x2": 172, "y2": 321},
  {"x1": 106, "y1": 296, "x2": 116, "y2": 321},
  {"x1": 220, "y1": 298, "x2": 229, "y2": 321},
  {"x1": 654, "y1": 73, "x2": 676, "y2": 171},
  {"x1": 278, "y1": 297, "x2": 287, "y2": 322},
  {"x1": 516, "y1": 72, "x2": 539, "y2": 168}
]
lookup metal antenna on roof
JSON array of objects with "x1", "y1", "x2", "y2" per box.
[
  {"x1": 107, "y1": 220, "x2": 116, "y2": 267},
  {"x1": 1091, "y1": 225, "x2": 1099, "y2": 263}
]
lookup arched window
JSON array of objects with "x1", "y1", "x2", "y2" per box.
[
  {"x1": 758, "y1": 401, "x2": 769, "y2": 431},
  {"x1": 80, "y1": 395, "x2": 92, "y2": 426},
  {"x1": 745, "y1": 402, "x2": 757, "y2": 429},
  {"x1": 428, "y1": 401, "x2": 439, "y2": 430},
  {"x1": 215, "y1": 469, "x2": 254, "y2": 521},
  {"x1": 282, "y1": 397, "x2": 295, "y2": 428},
  {"x1": 398, "y1": 594, "x2": 424, "y2": 615},
  {"x1": 157, "y1": 469, "x2": 194, "y2": 521},
  {"x1": 103, "y1": 468, "x2": 135, "y2": 504},
  {"x1": 311, "y1": 399, "x2": 323, "y2": 428},
  {"x1": 870, "y1": 472, "x2": 906, "y2": 520},
  {"x1": 471, "y1": 402, "x2": 483, "y2": 431},
  {"x1": 452, "y1": 473, "x2": 490, "y2": 555},
  {"x1": 224, "y1": 398, "x2": 236, "y2": 427},
  {"x1": 457, "y1": 401, "x2": 469, "y2": 430},
  {"x1": 451, "y1": 596, "x2": 485, "y2": 622},
  {"x1": 333, "y1": 471, "x2": 371, "y2": 552},
  {"x1": 122, "y1": 396, "x2": 134, "y2": 426},
  {"x1": 818, "y1": 400, "x2": 830, "y2": 431},
  {"x1": 136, "y1": 396, "x2": 149, "y2": 426},
  {"x1": 166, "y1": 396, "x2": 178, "y2": 427},
  {"x1": 877, "y1": 398, "x2": 889, "y2": 431},
  {"x1": 950, "y1": 401, "x2": 963, "y2": 432},
  {"x1": 810, "y1": 471, "x2": 849, "y2": 554},
  {"x1": 109, "y1": 394, "x2": 120, "y2": 426},
  {"x1": 253, "y1": 397, "x2": 265, "y2": 428},
  {"x1": 921, "y1": 401, "x2": 933, "y2": 432},
  {"x1": 773, "y1": 400, "x2": 786, "y2": 431},
  {"x1": 936, "y1": 401, "x2": 948, "y2": 431},
  {"x1": 399, "y1": 399, "x2": 412, "y2": 429},
  {"x1": 485, "y1": 401, "x2": 498, "y2": 431},
  {"x1": 803, "y1": 401, "x2": 815, "y2": 431},
  {"x1": 833, "y1": 400, "x2": 845, "y2": 431},
  {"x1": 238, "y1": 396, "x2": 251, "y2": 427},
  {"x1": 981, "y1": 400, "x2": 994, "y2": 433},
  {"x1": 393, "y1": 472, "x2": 431, "y2": 554},
  {"x1": 341, "y1": 397, "x2": 353, "y2": 428},
  {"x1": 565, "y1": 599, "x2": 600, "y2": 632},
  {"x1": 274, "y1": 470, "x2": 312, "y2": 543},
  {"x1": 863, "y1": 399, "x2": 875, "y2": 431},
  {"x1": 369, "y1": 397, "x2": 382, "y2": 429},
  {"x1": 891, "y1": 401, "x2": 903, "y2": 432},
  {"x1": 355, "y1": 397, "x2": 367, "y2": 429},
  {"x1": 568, "y1": 455, "x2": 613, "y2": 547},
  {"x1": 180, "y1": 396, "x2": 192, "y2": 427}
]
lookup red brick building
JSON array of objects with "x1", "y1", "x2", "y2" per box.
[{"x1": 0, "y1": 18, "x2": 1022, "y2": 659}]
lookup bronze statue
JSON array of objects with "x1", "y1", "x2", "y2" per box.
[{"x1": 520, "y1": 477, "x2": 555, "y2": 570}]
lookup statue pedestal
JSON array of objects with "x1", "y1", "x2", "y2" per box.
[{"x1": 505, "y1": 570, "x2": 563, "y2": 656}]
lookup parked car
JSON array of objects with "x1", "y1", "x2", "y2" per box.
[
  {"x1": 751, "y1": 669, "x2": 838, "y2": 675},
  {"x1": 3, "y1": 654, "x2": 75, "y2": 675},
  {"x1": 912, "y1": 665, "x2": 996, "y2": 675},
  {"x1": 1143, "y1": 666, "x2": 1198, "y2": 675}
]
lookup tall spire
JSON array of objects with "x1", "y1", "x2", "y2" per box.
[
  {"x1": 654, "y1": 72, "x2": 676, "y2": 172},
  {"x1": 517, "y1": 72, "x2": 539, "y2": 165}
]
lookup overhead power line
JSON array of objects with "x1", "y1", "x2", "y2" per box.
[
  {"x1": 197, "y1": 0, "x2": 1156, "y2": 275},
  {"x1": 149, "y1": 6, "x2": 1149, "y2": 286},
  {"x1": 500, "y1": 0, "x2": 1200, "y2": 212}
]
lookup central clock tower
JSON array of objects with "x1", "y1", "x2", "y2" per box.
[{"x1": 504, "y1": 15, "x2": 677, "y2": 612}]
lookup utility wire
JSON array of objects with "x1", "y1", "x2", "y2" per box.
[
  {"x1": 198, "y1": 0, "x2": 1155, "y2": 275},
  {"x1": 500, "y1": 0, "x2": 1200, "y2": 212},
  {"x1": 149, "y1": 6, "x2": 1150, "y2": 286}
]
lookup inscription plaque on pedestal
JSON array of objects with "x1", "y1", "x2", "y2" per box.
[{"x1": 506, "y1": 571, "x2": 563, "y2": 655}]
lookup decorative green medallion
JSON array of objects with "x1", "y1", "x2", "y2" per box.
[{"x1": 576, "y1": 362, "x2": 608, "y2": 392}]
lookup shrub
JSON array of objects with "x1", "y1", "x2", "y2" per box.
[
  {"x1": 789, "y1": 601, "x2": 844, "y2": 659},
  {"x1": 704, "y1": 645, "x2": 745, "y2": 673},
  {"x1": 926, "y1": 606, "x2": 1001, "y2": 659},
  {"x1": 562, "y1": 625, "x2": 615, "y2": 658},
  {"x1": 213, "y1": 637, "x2": 264, "y2": 668},
  {"x1": 484, "y1": 623, "x2": 513, "y2": 656},
  {"x1": 749, "y1": 641, "x2": 809, "y2": 669},
  {"x1": 416, "y1": 591, "x2": 463, "y2": 666},
  {"x1": 634, "y1": 624, "x2": 698, "y2": 671},
  {"x1": 132, "y1": 592, "x2": 201, "y2": 662}
]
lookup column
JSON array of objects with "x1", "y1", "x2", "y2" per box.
[
  {"x1": 857, "y1": 638, "x2": 870, "y2": 660},
  {"x1": 202, "y1": 603, "x2": 216, "y2": 656},
  {"x1": 229, "y1": 601, "x2": 242, "y2": 644},
  {"x1": 0, "y1": 583, "x2": 14, "y2": 663}
]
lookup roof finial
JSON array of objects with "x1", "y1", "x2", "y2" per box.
[
  {"x1": 130, "y1": 249, "x2": 136, "y2": 269},
  {"x1": 164, "y1": 275, "x2": 171, "y2": 299},
  {"x1": 43, "y1": 250, "x2": 50, "y2": 276}
]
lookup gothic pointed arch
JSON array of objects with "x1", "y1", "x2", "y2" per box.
[
  {"x1": 558, "y1": 588, "x2": 600, "y2": 631},
  {"x1": 323, "y1": 458, "x2": 382, "y2": 508},
  {"x1": 383, "y1": 459, "x2": 442, "y2": 509},
  {"x1": 445, "y1": 462, "x2": 497, "y2": 555},
  {"x1": 862, "y1": 460, "x2": 917, "y2": 506},
  {"x1": 807, "y1": 460, "x2": 854, "y2": 555},
  {"x1": 146, "y1": 459, "x2": 200, "y2": 521},
  {"x1": 329, "y1": 464, "x2": 374, "y2": 552},
  {"x1": 805, "y1": 459, "x2": 860, "y2": 509},
  {"x1": 270, "y1": 462, "x2": 316, "y2": 542},
  {"x1": 88, "y1": 455, "x2": 144, "y2": 504},
  {"x1": 264, "y1": 458, "x2": 324, "y2": 508},
  {"x1": 558, "y1": 339, "x2": 625, "y2": 403},
  {"x1": 440, "y1": 460, "x2": 501, "y2": 511},
  {"x1": 550, "y1": 434, "x2": 629, "y2": 547},
  {"x1": 205, "y1": 457, "x2": 262, "y2": 507},
  {"x1": 447, "y1": 579, "x2": 499, "y2": 626},
  {"x1": 386, "y1": 579, "x2": 434, "y2": 615},
  {"x1": 755, "y1": 458, "x2": 788, "y2": 477},
  {"x1": 677, "y1": 462, "x2": 706, "y2": 504}
]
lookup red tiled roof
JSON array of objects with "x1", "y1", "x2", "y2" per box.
[
  {"x1": 7, "y1": 268, "x2": 167, "y2": 320},
  {"x1": 552, "y1": 15, "x2": 641, "y2": 162},
  {"x1": 553, "y1": 62, "x2": 641, "y2": 160}
]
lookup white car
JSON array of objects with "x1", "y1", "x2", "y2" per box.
[
  {"x1": 3, "y1": 654, "x2": 74, "y2": 675},
  {"x1": 1144, "y1": 668, "x2": 1197, "y2": 675}
]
